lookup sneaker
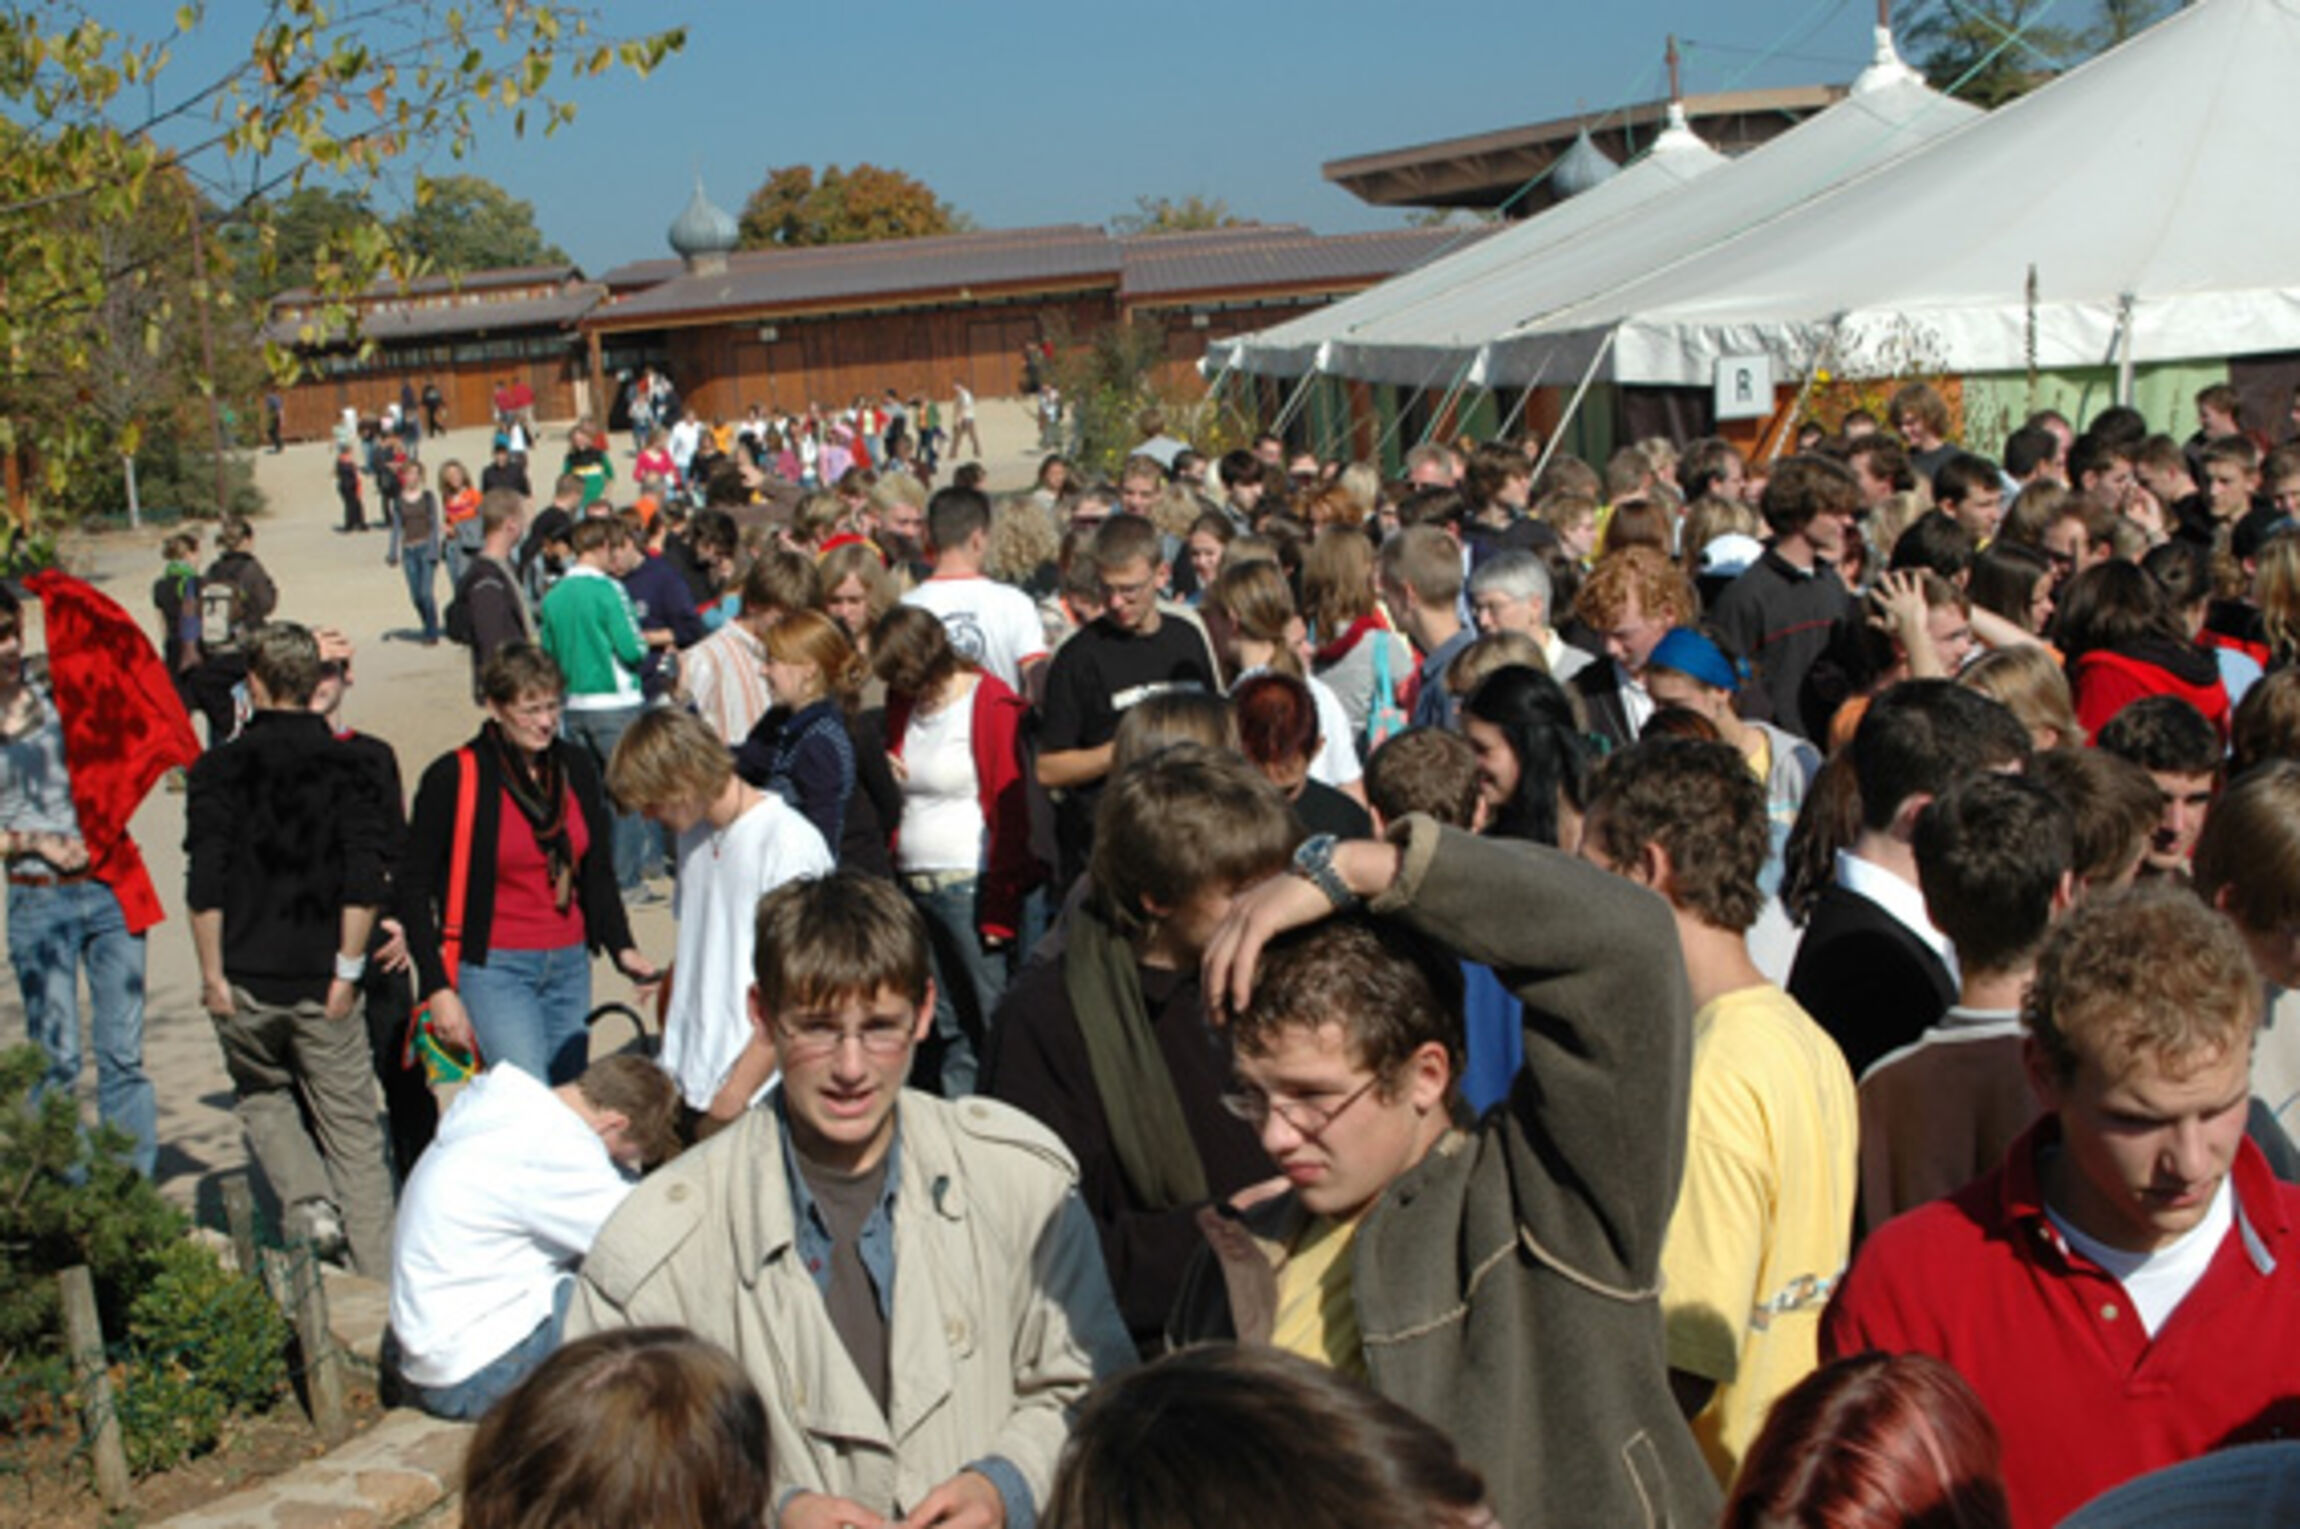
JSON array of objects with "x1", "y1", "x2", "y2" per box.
[
  {"x1": 288, "y1": 1198, "x2": 348, "y2": 1263},
  {"x1": 624, "y1": 883, "x2": 668, "y2": 909}
]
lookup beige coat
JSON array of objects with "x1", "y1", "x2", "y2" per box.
[{"x1": 569, "y1": 1092, "x2": 1133, "y2": 1519}]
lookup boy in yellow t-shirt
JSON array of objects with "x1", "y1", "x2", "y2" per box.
[{"x1": 1579, "y1": 736, "x2": 1858, "y2": 1487}]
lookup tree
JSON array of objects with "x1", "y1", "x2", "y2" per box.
[
  {"x1": 393, "y1": 174, "x2": 568, "y2": 273},
  {"x1": 223, "y1": 186, "x2": 372, "y2": 300},
  {"x1": 0, "y1": 3, "x2": 684, "y2": 521},
  {"x1": 736, "y1": 163, "x2": 963, "y2": 248},
  {"x1": 1901, "y1": 0, "x2": 2173, "y2": 107},
  {"x1": 1111, "y1": 194, "x2": 1246, "y2": 235}
]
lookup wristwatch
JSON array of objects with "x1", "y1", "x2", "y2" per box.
[{"x1": 1290, "y1": 833, "x2": 1358, "y2": 911}]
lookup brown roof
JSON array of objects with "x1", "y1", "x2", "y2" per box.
[
  {"x1": 1324, "y1": 86, "x2": 1843, "y2": 210},
  {"x1": 587, "y1": 225, "x2": 1121, "y2": 328},
  {"x1": 266, "y1": 284, "x2": 604, "y2": 348},
  {"x1": 1118, "y1": 225, "x2": 1492, "y2": 302},
  {"x1": 269, "y1": 262, "x2": 583, "y2": 306}
]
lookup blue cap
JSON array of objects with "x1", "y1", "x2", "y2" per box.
[{"x1": 1647, "y1": 627, "x2": 1739, "y2": 693}]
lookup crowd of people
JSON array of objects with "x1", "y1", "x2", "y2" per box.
[{"x1": 15, "y1": 372, "x2": 2300, "y2": 1528}]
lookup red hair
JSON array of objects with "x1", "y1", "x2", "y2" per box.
[
  {"x1": 1232, "y1": 671, "x2": 1320, "y2": 769},
  {"x1": 1724, "y1": 1354, "x2": 2010, "y2": 1529}
]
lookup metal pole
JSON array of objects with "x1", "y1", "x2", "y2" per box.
[
  {"x1": 184, "y1": 189, "x2": 229, "y2": 520},
  {"x1": 1531, "y1": 330, "x2": 1620, "y2": 483}
]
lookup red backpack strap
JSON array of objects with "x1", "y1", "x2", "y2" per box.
[{"x1": 439, "y1": 746, "x2": 479, "y2": 983}]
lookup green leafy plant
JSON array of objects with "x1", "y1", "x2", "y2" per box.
[{"x1": 0, "y1": 1045, "x2": 287, "y2": 1479}]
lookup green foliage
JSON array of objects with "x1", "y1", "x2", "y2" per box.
[
  {"x1": 736, "y1": 163, "x2": 963, "y2": 249},
  {"x1": 1111, "y1": 194, "x2": 1246, "y2": 236},
  {"x1": 393, "y1": 173, "x2": 568, "y2": 274},
  {"x1": 1903, "y1": 0, "x2": 2173, "y2": 107},
  {"x1": 224, "y1": 186, "x2": 372, "y2": 300},
  {"x1": 0, "y1": 1046, "x2": 287, "y2": 1478},
  {"x1": 1047, "y1": 316, "x2": 1246, "y2": 479},
  {"x1": 0, "y1": 3, "x2": 686, "y2": 526},
  {"x1": 115, "y1": 1243, "x2": 288, "y2": 1473},
  {"x1": 77, "y1": 425, "x2": 266, "y2": 529}
]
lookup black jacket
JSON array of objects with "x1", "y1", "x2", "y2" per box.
[
  {"x1": 1788, "y1": 882, "x2": 1957, "y2": 1078},
  {"x1": 185, "y1": 710, "x2": 388, "y2": 1004},
  {"x1": 396, "y1": 731, "x2": 634, "y2": 1000}
]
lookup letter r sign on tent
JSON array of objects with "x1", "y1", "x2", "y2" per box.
[{"x1": 1714, "y1": 355, "x2": 1773, "y2": 421}]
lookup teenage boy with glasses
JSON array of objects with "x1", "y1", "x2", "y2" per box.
[
  {"x1": 569, "y1": 872, "x2": 1131, "y2": 1529},
  {"x1": 1168, "y1": 814, "x2": 1720, "y2": 1529}
]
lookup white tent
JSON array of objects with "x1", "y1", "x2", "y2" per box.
[
  {"x1": 1484, "y1": 0, "x2": 2300, "y2": 391},
  {"x1": 1206, "y1": 103, "x2": 1726, "y2": 383},
  {"x1": 1216, "y1": 27, "x2": 1978, "y2": 391}
]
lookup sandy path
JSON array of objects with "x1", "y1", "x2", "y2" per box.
[{"x1": 0, "y1": 397, "x2": 1052, "y2": 1225}]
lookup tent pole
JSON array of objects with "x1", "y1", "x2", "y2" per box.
[
  {"x1": 1270, "y1": 367, "x2": 1321, "y2": 438},
  {"x1": 1418, "y1": 360, "x2": 1479, "y2": 448},
  {"x1": 2114, "y1": 292, "x2": 2137, "y2": 408},
  {"x1": 1531, "y1": 330, "x2": 1619, "y2": 483},
  {"x1": 1771, "y1": 316, "x2": 1847, "y2": 465},
  {"x1": 1490, "y1": 348, "x2": 1560, "y2": 448}
]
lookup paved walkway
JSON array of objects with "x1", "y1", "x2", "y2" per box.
[{"x1": 0, "y1": 395, "x2": 1052, "y2": 1234}]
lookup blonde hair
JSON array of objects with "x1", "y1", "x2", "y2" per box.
[
  {"x1": 985, "y1": 500, "x2": 1061, "y2": 584},
  {"x1": 1212, "y1": 560, "x2": 1304, "y2": 679},
  {"x1": 1959, "y1": 644, "x2": 2084, "y2": 750},
  {"x1": 2026, "y1": 882, "x2": 2260, "y2": 1084},
  {"x1": 2254, "y1": 535, "x2": 2300, "y2": 666},
  {"x1": 608, "y1": 707, "x2": 734, "y2": 814},
  {"x1": 764, "y1": 609, "x2": 867, "y2": 706},
  {"x1": 1303, "y1": 526, "x2": 1380, "y2": 638},
  {"x1": 1446, "y1": 631, "x2": 1546, "y2": 698}
]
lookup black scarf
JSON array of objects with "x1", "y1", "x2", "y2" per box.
[{"x1": 486, "y1": 721, "x2": 575, "y2": 910}]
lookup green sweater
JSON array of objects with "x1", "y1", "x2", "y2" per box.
[
  {"x1": 538, "y1": 565, "x2": 644, "y2": 707},
  {"x1": 1173, "y1": 819, "x2": 1719, "y2": 1529}
]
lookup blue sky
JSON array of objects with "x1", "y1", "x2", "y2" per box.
[{"x1": 153, "y1": 0, "x2": 1898, "y2": 271}]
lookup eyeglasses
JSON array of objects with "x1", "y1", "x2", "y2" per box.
[
  {"x1": 776, "y1": 1015, "x2": 913, "y2": 1062},
  {"x1": 1101, "y1": 574, "x2": 1157, "y2": 601},
  {"x1": 1220, "y1": 1073, "x2": 1382, "y2": 1136},
  {"x1": 502, "y1": 697, "x2": 563, "y2": 722}
]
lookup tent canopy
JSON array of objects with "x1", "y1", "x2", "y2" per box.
[
  {"x1": 1217, "y1": 27, "x2": 1978, "y2": 390},
  {"x1": 1207, "y1": 104, "x2": 1726, "y2": 382},
  {"x1": 1487, "y1": 0, "x2": 2300, "y2": 388}
]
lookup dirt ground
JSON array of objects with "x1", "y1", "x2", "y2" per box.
[{"x1": 0, "y1": 394, "x2": 1054, "y2": 1233}]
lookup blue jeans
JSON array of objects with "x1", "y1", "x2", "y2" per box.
[
  {"x1": 403, "y1": 543, "x2": 440, "y2": 641},
  {"x1": 905, "y1": 874, "x2": 1010, "y2": 1098},
  {"x1": 457, "y1": 943, "x2": 591, "y2": 1084},
  {"x1": 8, "y1": 880, "x2": 155, "y2": 1176},
  {"x1": 561, "y1": 703, "x2": 647, "y2": 890},
  {"x1": 394, "y1": 1278, "x2": 570, "y2": 1421}
]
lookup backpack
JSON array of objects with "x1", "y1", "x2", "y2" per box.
[
  {"x1": 443, "y1": 565, "x2": 478, "y2": 647},
  {"x1": 198, "y1": 577, "x2": 245, "y2": 652}
]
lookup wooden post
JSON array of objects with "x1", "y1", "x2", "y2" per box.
[
  {"x1": 221, "y1": 1173, "x2": 259, "y2": 1282},
  {"x1": 59, "y1": 1266, "x2": 132, "y2": 1509},
  {"x1": 288, "y1": 1250, "x2": 349, "y2": 1443}
]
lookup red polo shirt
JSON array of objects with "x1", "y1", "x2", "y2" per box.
[{"x1": 1822, "y1": 1117, "x2": 2300, "y2": 1529}]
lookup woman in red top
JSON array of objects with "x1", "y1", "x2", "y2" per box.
[
  {"x1": 2058, "y1": 561, "x2": 2231, "y2": 740},
  {"x1": 398, "y1": 644, "x2": 656, "y2": 1084},
  {"x1": 871, "y1": 605, "x2": 1038, "y2": 1096}
]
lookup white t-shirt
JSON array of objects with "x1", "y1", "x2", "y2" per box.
[
  {"x1": 388, "y1": 1064, "x2": 633, "y2": 1386},
  {"x1": 661, "y1": 793, "x2": 834, "y2": 1110},
  {"x1": 2048, "y1": 1173, "x2": 2234, "y2": 1336},
  {"x1": 897, "y1": 689, "x2": 983, "y2": 873},
  {"x1": 902, "y1": 575, "x2": 1047, "y2": 689}
]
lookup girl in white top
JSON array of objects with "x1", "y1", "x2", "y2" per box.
[{"x1": 1211, "y1": 558, "x2": 1366, "y2": 799}]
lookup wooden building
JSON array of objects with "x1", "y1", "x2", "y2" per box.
[
  {"x1": 581, "y1": 189, "x2": 1480, "y2": 424},
  {"x1": 264, "y1": 265, "x2": 602, "y2": 441}
]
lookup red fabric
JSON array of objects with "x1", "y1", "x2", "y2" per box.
[
  {"x1": 1822, "y1": 1118, "x2": 2300, "y2": 1529},
  {"x1": 2071, "y1": 647, "x2": 2231, "y2": 741},
  {"x1": 487, "y1": 784, "x2": 592, "y2": 950},
  {"x1": 26, "y1": 570, "x2": 199, "y2": 935},
  {"x1": 885, "y1": 673, "x2": 1042, "y2": 940},
  {"x1": 2200, "y1": 626, "x2": 2272, "y2": 669}
]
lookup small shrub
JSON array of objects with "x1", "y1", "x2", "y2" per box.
[{"x1": 0, "y1": 1045, "x2": 288, "y2": 1477}]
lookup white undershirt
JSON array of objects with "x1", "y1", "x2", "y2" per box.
[
  {"x1": 897, "y1": 692, "x2": 984, "y2": 873},
  {"x1": 2047, "y1": 1173, "x2": 2234, "y2": 1336}
]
